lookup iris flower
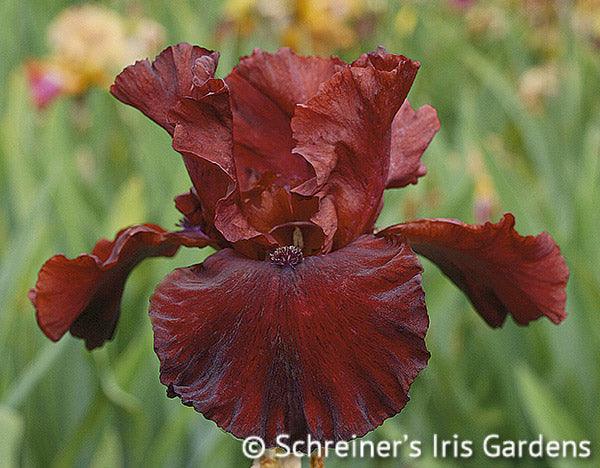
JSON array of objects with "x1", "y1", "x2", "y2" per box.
[
  {"x1": 30, "y1": 44, "x2": 568, "y2": 445},
  {"x1": 26, "y1": 4, "x2": 165, "y2": 109}
]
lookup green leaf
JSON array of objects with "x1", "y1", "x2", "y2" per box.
[
  {"x1": 515, "y1": 366, "x2": 592, "y2": 468},
  {"x1": 3, "y1": 340, "x2": 68, "y2": 409},
  {"x1": 106, "y1": 176, "x2": 147, "y2": 235},
  {"x1": 89, "y1": 426, "x2": 124, "y2": 468},
  {"x1": 0, "y1": 405, "x2": 24, "y2": 468}
]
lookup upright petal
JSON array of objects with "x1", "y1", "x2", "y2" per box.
[
  {"x1": 170, "y1": 77, "x2": 236, "y2": 223},
  {"x1": 30, "y1": 224, "x2": 212, "y2": 350},
  {"x1": 292, "y1": 48, "x2": 420, "y2": 249},
  {"x1": 379, "y1": 214, "x2": 569, "y2": 327},
  {"x1": 225, "y1": 48, "x2": 344, "y2": 190},
  {"x1": 112, "y1": 44, "x2": 246, "y2": 244},
  {"x1": 150, "y1": 236, "x2": 429, "y2": 445},
  {"x1": 387, "y1": 101, "x2": 440, "y2": 189},
  {"x1": 110, "y1": 43, "x2": 218, "y2": 134}
]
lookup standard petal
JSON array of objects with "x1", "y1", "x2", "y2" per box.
[
  {"x1": 225, "y1": 48, "x2": 344, "y2": 190},
  {"x1": 387, "y1": 101, "x2": 440, "y2": 189},
  {"x1": 292, "y1": 48, "x2": 420, "y2": 249},
  {"x1": 110, "y1": 43, "x2": 219, "y2": 134},
  {"x1": 378, "y1": 214, "x2": 569, "y2": 327},
  {"x1": 170, "y1": 77, "x2": 237, "y2": 222},
  {"x1": 150, "y1": 236, "x2": 429, "y2": 446},
  {"x1": 111, "y1": 44, "x2": 249, "y2": 244},
  {"x1": 30, "y1": 224, "x2": 212, "y2": 350}
]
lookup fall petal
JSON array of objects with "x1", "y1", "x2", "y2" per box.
[
  {"x1": 150, "y1": 235, "x2": 429, "y2": 445},
  {"x1": 387, "y1": 101, "x2": 440, "y2": 188},
  {"x1": 30, "y1": 224, "x2": 211, "y2": 350},
  {"x1": 292, "y1": 48, "x2": 420, "y2": 249},
  {"x1": 379, "y1": 214, "x2": 569, "y2": 327},
  {"x1": 110, "y1": 43, "x2": 219, "y2": 134}
]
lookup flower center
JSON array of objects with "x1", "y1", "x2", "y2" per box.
[{"x1": 269, "y1": 246, "x2": 304, "y2": 267}]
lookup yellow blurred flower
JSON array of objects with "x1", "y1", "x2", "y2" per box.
[
  {"x1": 573, "y1": 0, "x2": 600, "y2": 47},
  {"x1": 222, "y1": 0, "x2": 259, "y2": 36},
  {"x1": 518, "y1": 0, "x2": 561, "y2": 57},
  {"x1": 27, "y1": 4, "x2": 165, "y2": 108},
  {"x1": 518, "y1": 63, "x2": 559, "y2": 114},
  {"x1": 465, "y1": 4, "x2": 508, "y2": 40},
  {"x1": 394, "y1": 5, "x2": 418, "y2": 38},
  {"x1": 221, "y1": 0, "x2": 386, "y2": 53}
]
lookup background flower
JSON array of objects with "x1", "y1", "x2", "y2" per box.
[
  {"x1": 220, "y1": 0, "x2": 387, "y2": 53},
  {"x1": 26, "y1": 4, "x2": 165, "y2": 108}
]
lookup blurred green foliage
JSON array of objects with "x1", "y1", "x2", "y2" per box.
[{"x1": 0, "y1": 0, "x2": 599, "y2": 467}]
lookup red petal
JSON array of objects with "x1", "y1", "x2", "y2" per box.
[
  {"x1": 174, "y1": 189, "x2": 204, "y2": 227},
  {"x1": 110, "y1": 43, "x2": 219, "y2": 135},
  {"x1": 225, "y1": 48, "x2": 344, "y2": 191},
  {"x1": 30, "y1": 224, "x2": 211, "y2": 350},
  {"x1": 387, "y1": 101, "x2": 440, "y2": 188},
  {"x1": 170, "y1": 77, "x2": 236, "y2": 222},
  {"x1": 310, "y1": 195, "x2": 338, "y2": 253},
  {"x1": 379, "y1": 214, "x2": 569, "y2": 327},
  {"x1": 111, "y1": 45, "x2": 251, "y2": 244},
  {"x1": 292, "y1": 48, "x2": 420, "y2": 249},
  {"x1": 213, "y1": 192, "x2": 266, "y2": 248},
  {"x1": 150, "y1": 235, "x2": 429, "y2": 445},
  {"x1": 111, "y1": 44, "x2": 239, "y2": 246}
]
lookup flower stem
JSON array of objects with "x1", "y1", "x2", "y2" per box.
[{"x1": 310, "y1": 453, "x2": 325, "y2": 468}]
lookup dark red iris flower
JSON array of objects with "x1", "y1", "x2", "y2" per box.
[{"x1": 29, "y1": 44, "x2": 569, "y2": 445}]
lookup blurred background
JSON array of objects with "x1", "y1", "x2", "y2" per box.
[{"x1": 0, "y1": 0, "x2": 599, "y2": 466}]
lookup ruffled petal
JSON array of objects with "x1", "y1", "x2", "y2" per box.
[
  {"x1": 387, "y1": 101, "x2": 440, "y2": 188},
  {"x1": 170, "y1": 77, "x2": 237, "y2": 222},
  {"x1": 378, "y1": 214, "x2": 569, "y2": 327},
  {"x1": 292, "y1": 48, "x2": 420, "y2": 249},
  {"x1": 174, "y1": 189, "x2": 204, "y2": 229},
  {"x1": 110, "y1": 43, "x2": 219, "y2": 134},
  {"x1": 111, "y1": 44, "x2": 255, "y2": 245},
  {"x1": 30, "y1": 224, "x2": 212, "y2": 350},
  {"x1": 111, "y1": 44, "x2": 246, "y2": 244},
  {"x1": 150, "y1": 235, "x2": 429, "y2": 445},
  {"x1": 225, "y1": 48, "x2": 344, "y2": 190},
  {"x1": 310, "y1": 195, "x2": 338, "y2": 253}
]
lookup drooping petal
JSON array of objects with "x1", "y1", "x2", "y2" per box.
[
  {"x1": 225, "y1": 48, "x2": 344, "y2": 190},
  {"x1": 378, "y1": 214, "x2": 569, "y2": 327},
  {"x1": 110, "y1": 43, "x2": 219, "y2": 134},
  {"x1": 387, "y1": 101, "x2": 440, "y2": 188},
  {"x1": 150, "y1": 235, "x2": 429, "y2": 445},
  {"x1": 292, "y1": 48, "x2": 420, "y2": 249},
  {"x1": 30, "y1": 224, "x2": 212, "y2": 350}
]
